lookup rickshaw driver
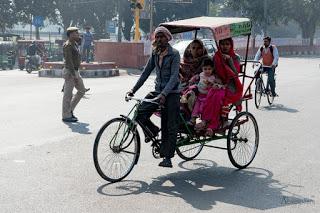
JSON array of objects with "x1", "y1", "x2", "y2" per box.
[{"x1": 126, "y1": 26, "x2": 180, "y2": 168}]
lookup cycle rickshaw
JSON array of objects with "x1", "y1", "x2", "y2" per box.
[{"x1": 93, "y1": 17, "x2": 260, "y2": 183}]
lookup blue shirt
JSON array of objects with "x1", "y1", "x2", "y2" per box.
[{"x1": 83, "y1": 31, "x2": 93, "y2": 47}]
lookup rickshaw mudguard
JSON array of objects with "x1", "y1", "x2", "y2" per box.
[{"x1": 120, "y1": 114, "x2": 141, "y2": 165}]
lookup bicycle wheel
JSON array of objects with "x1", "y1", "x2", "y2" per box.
[
  {"x1": 254, "y1": 78, "x2": 262, "y2": 109},
  {"x1": 93, "y1": 117, "x2": 140, "y2": 182},
  {"x1": 227, "y1": 112, "x2": 259, "y2": 169},
  {"x1": 176, "y1": 135, "x2": 204, "y2": 161},
  {"x1": 267, "y1": 91, "x2": 274, "y2": 105}
]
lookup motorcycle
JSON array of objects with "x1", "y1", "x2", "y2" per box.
[{"x1": 25, "y1": 55, "x2": 41, "y2": 73}]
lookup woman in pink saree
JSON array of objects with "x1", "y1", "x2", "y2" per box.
[{"x1": 196, "y1": 38, "x2": 243, "y2": 135}]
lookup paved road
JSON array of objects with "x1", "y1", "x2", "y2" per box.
[{"x1": 0, "y1": 57, "x2": 319, "y2": 212}]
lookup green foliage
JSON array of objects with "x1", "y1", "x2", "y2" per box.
[
  {"x1": 0, "y1": 0, "x2": 16, "y2": 33},
  {"x1": 154, "y1": 0, "x2": 210, "y2": 25},
  {"x1": 54, "y1": 0, "x2": 117, "y2": 38},
  {"x1": 225, "y1": 0, "x2": 284, "y2": 34},
  {"x1": 14, "y1": 0, "x2": 57, "y2": 23},
  {"x1": 282, "y1": 0, "x2": 320, "y2": 44},
  {"x1": 226, "y1": 0, "x2": 320, "y2": 45}
]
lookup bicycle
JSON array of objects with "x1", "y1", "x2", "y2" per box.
[{"x1": 254, "y1": 63, "x2": 275, "y2": 108}]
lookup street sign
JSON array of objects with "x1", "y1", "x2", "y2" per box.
[
  {"x1": 107, "y1": 21, "x2": 116, "y2": 34},
  {"x1": 32, "y1": 16, "x2": 44, "y2": 27}
]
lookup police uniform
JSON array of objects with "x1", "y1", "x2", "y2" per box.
[{"x1": 62, "y1": 27, "x2": 86, "y2": 121}]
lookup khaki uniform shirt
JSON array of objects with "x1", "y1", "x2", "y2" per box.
[{"x1": 63, "y1": 40, "x2": 81, "y2": 75}]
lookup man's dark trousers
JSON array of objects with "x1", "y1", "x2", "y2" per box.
[
  {"x1": 136, "y1": 91, "x2": 180, "y2": 158},
  {"x1": 264, "y1": 67, "x2": 276, "y2": 96}
]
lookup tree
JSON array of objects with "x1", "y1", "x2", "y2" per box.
[
  {"x1": 54, "y1": 0, "x2": 117, "y2": 39},
  {"x1": 0, "y1": 0, "x2": 16, "y2": 33},
  {"x1": 154, "y1": 0, "x2": 211, "y2": 26},
  {"x1": 14, "y1": 0, "x2": 57, "y2": 39},
  {"x1": 122, "y1": 0, "x2": 134, "y2": 41},
  {"x1": 225, "y1": 0, "x2": 284, "y2": 36},
  {"x1": 283, "y1": 0, "x2": 320, "y2": 46},
  {"x1": 121, "y1": 0, "x2": 214, "y2": 41}
]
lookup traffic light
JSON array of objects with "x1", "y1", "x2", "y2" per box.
[
  {"x1": 130, "y1": 0, "x2": 144, "y2": 10},
  {"x1": 136, "y1": 0, "x2": 144, "y2": 9}
]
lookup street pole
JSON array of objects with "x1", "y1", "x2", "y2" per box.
[
  {"x1": 117, "y1": 0, "x2": 122, "y2": 42},
  {"x1": 149, "y1": 0, "x2": 154, "y2": 39},
  {"x1": 30, "y1": 14, "x2": 32, "y2": 40},
  {"x1": 134, "y1": 8, "x2": 140, "y2": 41},
  {"x1": 264, "y1": 0, "x2": 267, "y2": 36}
]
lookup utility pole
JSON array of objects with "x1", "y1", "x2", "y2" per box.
[
  {"x1": 118, "y1": 0, "x2": 123, "y2": 42},
  {"x1": 134, "y1": 7, "x2": 141, "y2": 41},
  {"x1": 30, "y1": 14, "x2": 33, "y2": 40},
  {"x1": 149, "y1": 0, "x2": 154, "y2": 39},
  {"x1": 264, "y1": 0, "x2": 267, "y2": 36},
  {"x1": 132, "y1": 0, "x2": 144, "y2": 41}
]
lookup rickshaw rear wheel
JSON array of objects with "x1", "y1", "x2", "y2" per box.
[
  {"x1": 176, "y1": 135, "x2": 204, "y2": 161},
  {"x1": 227, "y1": 112, "x2": 259, "y2": 169}
]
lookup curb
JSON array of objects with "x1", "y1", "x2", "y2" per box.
[{"x1": 38, "y1": 69, "x2": 120, "y2": 78}]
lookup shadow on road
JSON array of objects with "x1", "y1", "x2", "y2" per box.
[
  {"x1": 64, "y1": 122, "x2": 92, "y2": 134},
  {"x1": 97, "y1": 159, "x2": 313, "y2": 211},
  {"x1": 262, "y1": 104, "x2": 299, "y2": 113}
]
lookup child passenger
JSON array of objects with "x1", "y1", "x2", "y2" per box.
[{"x1": 187, "y1": 58, "x2": 224, "y2": 125}]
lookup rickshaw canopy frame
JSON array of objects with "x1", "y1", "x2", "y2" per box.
[{"x1": 159, "y1": 16, "x2": 252, "y2": 41}]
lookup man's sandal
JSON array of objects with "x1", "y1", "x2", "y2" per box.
[
  {"x1": 205, "y1": 128, "x2": 214, "y2": 137},
  {"x1": 195, "y1": 120, "x2": 207, "y2": 131}
]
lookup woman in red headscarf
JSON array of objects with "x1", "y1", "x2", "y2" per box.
[{"x1": 196, "y1": 37, "x2": 243, "y2": 135}]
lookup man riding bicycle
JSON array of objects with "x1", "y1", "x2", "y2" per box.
[
  {"x1": 126, "y1": 26, "x2": 180, "y2": 168},
  {"x1": 254, "y1": 36, "x2": 279, "y2": 97}
]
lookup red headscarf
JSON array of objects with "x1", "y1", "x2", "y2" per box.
[
  {"x1": 214, "y1": 38, "x2": 241, "y2": 84},
  {"x1": 214, "y1": 38, "x2": 243, "y2": 105}
]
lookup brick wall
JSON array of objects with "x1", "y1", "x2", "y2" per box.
[
  {"x1": 94, "y1": 41, "x2": 320, "y2": 69},
  {"x1": 94, "y1": 41, "x2": 149, "y2": 69},
  {"x1": 237, "y1": 45, "x2": 320, "y2": 59}
]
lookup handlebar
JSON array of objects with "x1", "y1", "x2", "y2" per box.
[{"x1": 125, "y1": 95, "x2": 160, "y2": 105}]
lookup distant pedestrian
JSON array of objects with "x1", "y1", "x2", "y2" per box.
[
  {"x1": 82, "y1": 26, "x2": 93, "y2": 63},
  {"x1": 254, "y1": 36, "x2": 279, "y2": 97},
  {"x1": 62, "y1": 27, "x2": 86, "y2": 123}
]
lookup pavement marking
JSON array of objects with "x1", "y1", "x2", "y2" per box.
[{"x1": 13, "y1": 160, "x2": 25, "y2": 163}]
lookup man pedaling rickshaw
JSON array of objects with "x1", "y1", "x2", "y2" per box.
[{"x1": 126, "y1": 26, "x2": 180, "y2": 168}]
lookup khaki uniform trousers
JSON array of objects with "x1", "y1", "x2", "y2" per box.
[{"x1": 62, "y1": 69, "x2": 86, "y2": 119}]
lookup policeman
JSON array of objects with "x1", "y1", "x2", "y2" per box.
[{"x1": 62, "y1": 27, "x2": 86, "y2": 122}]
